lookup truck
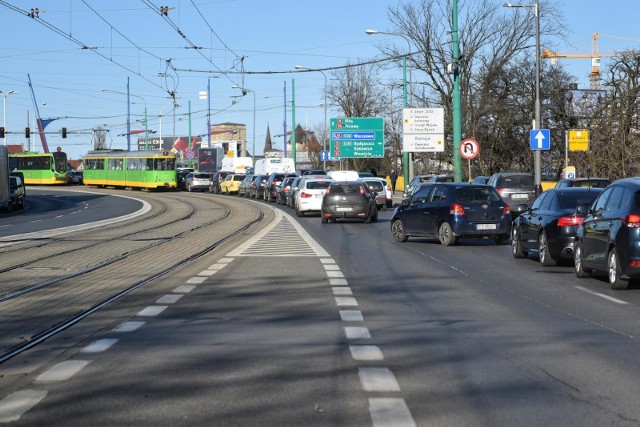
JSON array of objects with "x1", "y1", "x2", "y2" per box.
[
  {"x1": 219, "y1": 156, "x2": 254, "y2": 174},
  {"x1": 253, "y1": 158, "x2": 295, "y2": 176},
  {"x1": 0, "y1": 146, "x2": 11, "y2": 213}
]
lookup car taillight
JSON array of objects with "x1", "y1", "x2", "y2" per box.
[
  {"x1": 300, "y1": 192, "x2": 312, "y2": 198},
  {"x1": 450, "y1": 203, "x2": 465, "y2": 215},
  {"x1": 496, "y1": 188, "x2": 505, "y2": 196},
  {"x1": 503, "y1": 204, "x2": 510, "y2": 215},
  {"x1": 325, "y1": 187, "x2": 331, "y2": 195},
  {"x1": 558, "y1": 215, "x2": 585, "y2": 227},
  {"x1": 624, "y1": 214, "x2": 640, "y2": 228},
  {"x1": 360, "y1": 186, "x2": 365, "y2": 195}
]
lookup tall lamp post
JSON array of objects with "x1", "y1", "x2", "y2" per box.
[
  {"x1": 505, "y1": 0, "x2": 541, "y2": 190},
  {"x1": 295, "y1": 65, "x2": 328, "y2": 169},
  {"x1": 0, "y1": 90, "x2": 17, "y2": 146},
  {"x1": 102, "y1": 89, "x2": 148, "y2": 150},
  {"x1": 232, "y1": 85, "x2": 256, "y2": 161},
  {"x1": 159, "y1": 101, "x2": 174, "y2": 150},
  {"x1": 366, "y1": 28, "x2": 412, "y2": 187}
]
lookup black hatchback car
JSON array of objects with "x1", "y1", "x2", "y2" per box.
[
  {"x1": 390, "y1": 183, "x2": 512, "y2": 246},
  {"x1": 512, "y1": 187, "x2": 603, "y2": 266},
  {"x1": 575, "y1": 178, "x2": 640, "y2": 289},
  {"x1": 320, "y1": 181, "x2": 378, "y2": 224}
]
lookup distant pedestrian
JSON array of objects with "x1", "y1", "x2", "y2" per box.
[{"x1": 390, "y1": 169, "x2": 398, "y2": 194}]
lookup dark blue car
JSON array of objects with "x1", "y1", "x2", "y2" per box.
[
  {"x1": 575, "y1": 178, "x2": 640, "y2": 289},
  {"x1": 390, "y1": 183, "x2": 512, "y2": 246}
]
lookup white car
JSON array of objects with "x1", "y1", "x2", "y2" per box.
[
  {"x1": 294, "y1": 177, "x2": 334, "y2": 217},
  {"x1": 363, "y1": 177, "x2": 393, "y2": 209}
]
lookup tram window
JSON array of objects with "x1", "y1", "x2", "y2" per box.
[
  {"x1": 128, "y1": 158, "x2": 143, "y2": 170},
  {"x1": 146, "y1": 159, "x2": 154, "y2": 171},
  {"x1": 166, "y1": 158, "x2": 176, "y2": 170}
]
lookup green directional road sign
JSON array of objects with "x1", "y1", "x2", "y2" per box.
[{"x1": 330, "y1": 117, "x2": 384, "y2": 158}]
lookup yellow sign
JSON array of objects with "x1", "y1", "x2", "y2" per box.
[{"x1": 569, "y1": 129, "x2": 589, "y2": 151}]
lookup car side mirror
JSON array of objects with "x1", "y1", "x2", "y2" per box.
[{"x1": 516, "y1": 203, "x2": 529, "y2": 213}]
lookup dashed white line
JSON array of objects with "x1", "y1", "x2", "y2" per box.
[
  {"x1": 350, "y1": 345, "x2": 384, "y2": 361},
  {"x1": 81, "y1": 338, "x2": 118, "y2": 353},
  {"x1": 323, "y1": 264, "x2": 341, "y2": 271},
  {"x1": 0, "y1": 390, "x2": 48, "y2": 423},
  {"x1": 137, "y1": 305, "x2": 168, "y2": 317},
  {"x1": 344, "y1": 326, "x2": 371, "y2": 339},
  {"x1": 326, "y1": 271, "x2": 345, "y2": 278},
  {"x1": 329, "y1": 278, "x2": 348, "y2": 286},
  {"x1": 173, "y1": 285, "x2": 196, "y2": 293},
  {"x1": 369, "y1": 398, "x2": 417, "y2": 427},
  {"x1": 186, "y1": 276, "x2": 207, "y2": 284},
  {"x1": 156, "y1": 294, "x2": 183, "y2": 304},
  {"x1": 113, "y1": 321, "x2": 145, "y2": 332},
  {"x1": 574, "y1": 286, "x2": 629, "y2": 304},
  {"x1": 35, "y1": 361, "x2": 91, "y2": 383},
  {"x1": 332, "y1": 287, "x2": 353, "y2": 296},
  {"x1": 340, "y1": 310, "x2": 364, "y2": 321},
  {"x1": 335, "y1": 297, "x2": 358, "y2": 306},
  {"x1": 358, "y1": 367, "x2": 401, "y2": 392}
]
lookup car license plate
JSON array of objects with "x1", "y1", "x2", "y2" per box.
[
  {"x1": 336, "y1": 207, "x2": 352, "y2": 212},
  {"x1": 476, "y1": 224, "x2": 497, "y2": 230},
  {"x1": 512, "y1": 193, "x2": 529, "y2": 199}
]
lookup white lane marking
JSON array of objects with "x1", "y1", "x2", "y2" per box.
[
  {"x1": 217, "y1": 257, "x2": 234, "y2": 264},
  {"x1": 340, "y1": 310, "x2": 364, "y2": 321},
  {"x1": 198, "y1": 270, "x2": 217, "y2": 276},
  {"x1": 0, "y1": 191, "x2": 152, "y2": 248},
  {"x1": 35, "y1": 361, "x2": 91, "y2": 383},
  {"x1": 173, "y1": 285, "x2": 196, "y2": 293},
  {"x1": 156, "y1": 294, "x2": 183, "y2": 304},
  {"x1": 113, "y1": 321, "x2": 145, "y2": 332},
  {"x1": 187, "y1": 277, "x2": 207, "y2": 284},
  {"x1": 369, "y1": 398, "x2": 416, "y2": 427},
  {"x1": 206, "y1": 264, "x2": 227, "y2": 271},
  {"x1": 329, "y1": 278, "x2": 348, "y2": 286},
  {"x1": 320, "y1": 258, "x2": 335, "y2": 264},
  {"x1": 332, "y1": 287, "x2": 353, "y2": 296},
  {"x1": 137, "y1": 305, "x2": 168, "y2": 317},
  {"x1": 359, "y1": 367, "x2": 401, "y2": 392},
  {"x1": 350, "y1": 345, "x2": 384, "y2": 361},
  {"x1": 80, "y1": 338, "x2": 118, "y2": 353},
  {"x1": 344, "y1": 326, "x2": 371, "y2": 339},
  {"x1": 0, "y1": 390, "x2": 48, "y2": 423},
  {"x1": 335, "y1": 297, "x2": 358, "y2": 307},
  {"x1": 323, "y1": 264, "x2": 341, "y2": 271},
  {"x1": 326, "y1": 271, "x2": 345, "y2": 278},
  {"x1": 574, "y1": 286, "x2": 629, "y2": 304}
]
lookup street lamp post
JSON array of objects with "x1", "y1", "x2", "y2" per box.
[
  {"x1": 102, "y1": 89, "x2": 148, "y2": 150},
  {"x1": 0, "y1": 90, "x2": 17, "y2": 146},
  {"x1": 505, "y1": 0, "x2": 542, "y2": 190},
  {"x1": 159, "y1": 101, "x2": 174, "y2": 150},
  {"x1": 295, "y1": 65, "x2": 328, "y2": 169},
  {"x1": 366, "y1": 29, "x2": 413, "y2": 188},
  {"x1": 232, "y1": 85, "x2": 256, "y2": 161}
]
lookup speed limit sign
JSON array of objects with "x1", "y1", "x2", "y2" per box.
[{"x1": 459, "y1": 138, "x2": 479, "y2": 160}]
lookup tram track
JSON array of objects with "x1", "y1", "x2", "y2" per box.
[{"x1": 0, "y1": 190, "x2": 272, "y2": 365}]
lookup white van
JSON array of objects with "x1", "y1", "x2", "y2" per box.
[
  {"x1": 219, "y1": 156, "x2": 253, "y2": 173},
  {"x1": 253, "y1": 158, "x2": 295, "y2": 175},
  {"x1": 327, "y1": 170, "x2": 360, "y2": 181}
]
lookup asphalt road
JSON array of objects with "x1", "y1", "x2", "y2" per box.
[{"x1": 3, "y1": 190, "x2": 640, "y2": 426}]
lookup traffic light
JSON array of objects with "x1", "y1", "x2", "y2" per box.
[
  {"x1": 62, "y1": 127, "x2": 67, "y2": 138},
  {"x1": 25, "y1": 127, "x2": 30, "y2": 138},
  {"x1": 0, "y1": 127, "x2": 4, "y2": 138}
]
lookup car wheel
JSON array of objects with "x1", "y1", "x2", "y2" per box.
[
  {"x1": 391, "y1": 219, "x2": 409, "y2": 242},
  {"x1": 539, "y1": 231, "x2": 557, "y2": 266},
  {"x1": 187, "y1": 184, "x2": 193, "y2": 192},
  {"x1": 495, "y1": 234, "x2": 509, "y2": 245},
  {"x1": 608, "y1": 249, "x2": 630, "y2": 290},
  {"x1": 574, "y1": 242, "x2": 591, "y2": 278},
  {"x1": 18, "y1": 198, "x2": 24, "y2": 209},
  {"x1": 371, "y1": 207, "x2": 378, "y2": 222},
  {"x1": 511, "y1": 228, "x2": 526, "y2": 258},
  {"x1": 438, "y1": 222, "x2": 456, "y2": 246},
  {"x1": 321, "y1": 216, "x2": 328, "y2": 224}
]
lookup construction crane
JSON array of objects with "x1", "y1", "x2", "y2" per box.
[
  {"x1": 541, "y1": 33, "x2": 640, "y2": 90},
  {"x1": 540, "y1": 33, "x2": 604, "y2": 90}
]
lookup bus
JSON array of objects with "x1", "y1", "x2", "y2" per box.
[
  {"x1": 83, "y1": 150, "x2": 177, "y2": 190},
  {"x1": 9, "y1": 151, "x2": 69, "y2": 185}
]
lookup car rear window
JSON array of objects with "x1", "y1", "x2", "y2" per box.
[
  {"x1": 332, "y1": 183, "x2": 362, "y2": 194},
  {"x1": 455, "y1": 187, "x2": 502, "y2": 202},
  {"x1": 498, "y1": 175, "x2": 534, "y2": 187},
  {"x1": 306, "y1": 181, "x2": 332, "y2": 190},
  {"x1": 557, "y1": 190, "x2": 602, "y2": 209},
  {"x1": 194, "y1": 173, "x2": 211, "y2": 179},
  {"x1": 365, "y1": 181, "x2": 384, "y2": 191}
]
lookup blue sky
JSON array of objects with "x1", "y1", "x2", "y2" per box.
[{"x1": 0, "y1": 0, "x2": 638, "y2": 160}]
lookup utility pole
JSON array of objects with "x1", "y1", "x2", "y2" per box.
[{"x1": 452, "y1": 0, "x2": 463, "y2": 182}]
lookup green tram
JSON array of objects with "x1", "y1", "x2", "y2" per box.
[
  {"x1": 83, "y1": 150, "x2": 177, "y2": 190},
  {"x1": 9, "y1": 151, "x2": 69, "y2": 185}
]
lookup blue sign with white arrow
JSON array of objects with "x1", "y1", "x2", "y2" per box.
[{"x1": 530, "y1": 129, "x2": 550, "y2": 150}]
